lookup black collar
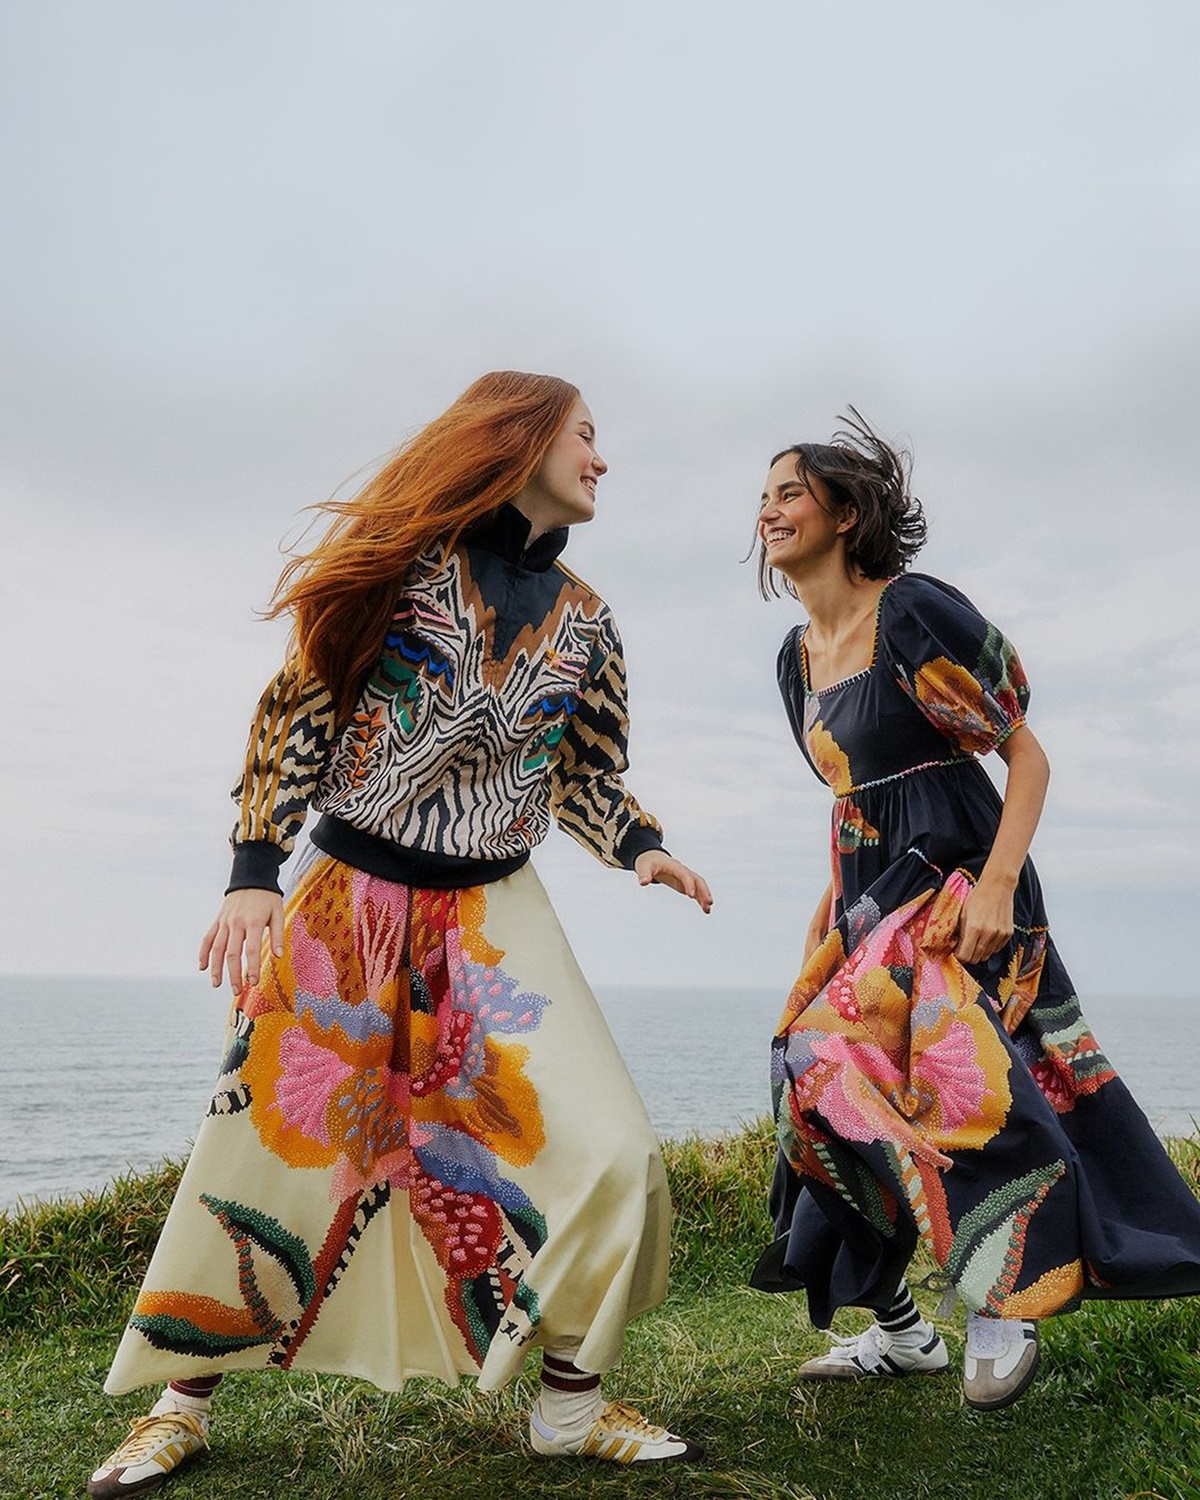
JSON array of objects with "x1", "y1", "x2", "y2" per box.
[{"x1": 465, "y1": 503, "x2": 569, "y2": 572}]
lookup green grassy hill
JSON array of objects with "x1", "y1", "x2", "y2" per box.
[{"x1": 2, "y1": 1123, "x2": 1198, "y2": 1500}]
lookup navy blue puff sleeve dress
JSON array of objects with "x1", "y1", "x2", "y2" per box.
[{"x1": 753, "y1": 574, "x2": 1200, "y2": 1330}]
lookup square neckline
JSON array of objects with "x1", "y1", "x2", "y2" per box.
[{"x1": 797, "y1": 577, "x2": 898, "y2": 696}]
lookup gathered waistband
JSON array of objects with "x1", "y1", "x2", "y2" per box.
[{"x1": 837, "y1": 756, "x2": 972, "y2": 799}]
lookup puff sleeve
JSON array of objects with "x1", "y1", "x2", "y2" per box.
[{"x1": 881, "y1": 574, "x2": 1030, "y2": 756}]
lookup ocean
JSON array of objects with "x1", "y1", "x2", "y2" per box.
[{"x1": 1, "y1": 975, "x2": 1196, "y2": 1212}]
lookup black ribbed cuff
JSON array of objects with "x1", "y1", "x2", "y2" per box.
[
  {"x1": 226, "y1": 840, "x2": 288, "y2": 896},
  {"x1": 615, "y1": 823, "x2": 666, "y2": 871}
]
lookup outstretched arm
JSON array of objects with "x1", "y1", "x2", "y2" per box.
[
  {"x1": 548, "y1": 616, "x2": 665, "y2": 868},
  {"x1": 634, "y1": 848, "x2": 713, "y2": 913},
  {"x1": 955, "y1": 725, "x2": 1050, "y2": 964},
  {"x1": 548, "y1": 613, "x2": 712, "y2": 909}
]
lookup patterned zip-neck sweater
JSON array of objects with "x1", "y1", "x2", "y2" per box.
[{"x1": 228, "y1": 504, "x2": 665, "y2": 893}]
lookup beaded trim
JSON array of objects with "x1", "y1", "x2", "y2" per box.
[
  {"x1": 904, "y1": 845, "x2": 945, "y2": 880},
  {"x1": 803, "y1": 659, "x2": 873, "y2": 696},
  {"x1": 836, "y1": 757, "x2": 971, "y2": 797},
  {"x1": 798, "y1": 577, "x2": 899, "y2": 696}
]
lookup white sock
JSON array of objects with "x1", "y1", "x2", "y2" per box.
[
  {"x1": 537, "y1": 1343, "x2": 604, "y2": 1433},
  {"x1": 151, "y1": 1388, "x2": 213, "y2": 1427}
]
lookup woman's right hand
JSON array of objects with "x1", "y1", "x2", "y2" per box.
[{"x1": 199, "y1": 888, "x2": 285, "y2": 992}]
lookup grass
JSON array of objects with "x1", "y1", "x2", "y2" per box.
[{"x1": 2, "y1": 1123, "x2": 1200, "y2": 1500}]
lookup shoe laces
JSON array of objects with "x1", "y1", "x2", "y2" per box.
[
  {"x1": 598, "y1": 1401, "x2": 668, "y2": 1441},
  {"x1": 966, "y1": 1315, "x2": 1028, "y2": 1359},
  {"x1": 829, "y1": 1322, "x2": 886, "y2": 1371},
  {"x1": 111, "y1": 1412, "x2": 205, "y2": 1463}
]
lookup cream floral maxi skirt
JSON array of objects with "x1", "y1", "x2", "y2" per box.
[{"x1": 105, "y1": 852, "x2": 670, "y2": 1395}]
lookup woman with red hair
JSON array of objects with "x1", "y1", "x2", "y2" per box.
[{"x1": 87, "y1": 372, "x2": 711, "y2": 1496}]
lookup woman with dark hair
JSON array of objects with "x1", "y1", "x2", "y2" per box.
[
  {"x1": 750, "y1": 411, "x2": 1200, "y2": 1410},
  {"x1": 87, "y1": 372, "x2": 711, "y2": 1496}
]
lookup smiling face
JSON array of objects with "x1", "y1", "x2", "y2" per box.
[
  {"x1": 758, "y1": 453, "x2": 851, "y2": 577},
  {"x1": 511, "y1": 397, "x2": 607, "y2": 536}
]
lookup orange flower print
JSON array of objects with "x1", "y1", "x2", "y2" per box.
[
  {"x1": 914, "y1": 657, "x2": 1001, "y2": 754},
  {"x1": 805, "y1": 720, "x2": 854, "y2": 795},
  {"x1": 835, "y1": 799, "x2": 881, "y2": 854},
  {"x1": 144, "y1": 858, "x2": 557, "y2": 1370},
  {"x1": 777, "y1": 872, "x2": 1012, "y2": 1179}
]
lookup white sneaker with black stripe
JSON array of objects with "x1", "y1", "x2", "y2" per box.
[
  {"x1": 962, "y1": 1315, "x2": 1039, "y2": 1410},
  {"x1": 798, "y1": 1321, "x2": 949, "y2": 1380}
]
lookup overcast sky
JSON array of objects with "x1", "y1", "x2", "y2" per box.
[{"x1": 2, "y1": 1, "x2": 1197, "y2": 999}]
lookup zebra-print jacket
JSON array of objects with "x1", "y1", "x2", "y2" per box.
[{"x1": 226, "y1": 504, "x2": 665, "y2": 893}]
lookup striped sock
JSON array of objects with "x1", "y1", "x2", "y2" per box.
[
  {"x1": 538, "y1": 1346, "x2": 604, "y2": 1434},
  {"x1": 873, "y1": 1283, "x2": 935, "y2": 1347},
  {"x1": 874, "y1": 1282, "x2": 921, "y2": 1334}
]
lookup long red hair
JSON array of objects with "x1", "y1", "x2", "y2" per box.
[{"x1": 269, "y1": 370, "x2": 581, "y2": 723}]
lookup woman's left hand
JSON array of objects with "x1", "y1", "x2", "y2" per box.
[
  {"x1": 634, "y1": 850, "x2": 713, "y2": 913},
  {"x1": 955, "y1": 874, "x2": 1015, "y2": 964}
]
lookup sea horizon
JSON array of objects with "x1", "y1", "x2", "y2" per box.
[{"x1": 2, "y1": 974, "x2": 1196, "y2": 1213}]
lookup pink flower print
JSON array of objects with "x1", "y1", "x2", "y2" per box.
[
  {"x1": 800, "y1": 1032, "x2": 953, "y2": 1169},
  {"x1": 1030, "y1": 1053, "x2": 1077, "y2": 1113},
  {"x1": 915, "y1": 953, "x2": 952, "y2": 1009},
  {"x1": 330, "y1": 1143, "x2": 415, "y2": 1205},
  {"x1": 412, "y1": 1008, "x2": 474, "y2": 1098},
  {"x1": 436, "y1": 927, "x2": 550, "y2": 1097},
  {"x1": 805, "y1": 1033, "x2": 904, "y2": 1142},
  {"x1": 825, "y1": 969, "x2": 862, "y2": 1023},
  {"x1": 289, "y1": 914, "x2": 339, "y2": 1002},
  {"x1": 354, "y1": 882, "x2": 408, "y2": 1004},
  {"x1": 273, "y1": 1026, "x2": 355, "y2": 1145},
  {"x1": 911, "y1": 1020, "x2": 988, "y2": 1131},
  {"x1": 409, "y1": 1166, "x2": 503, "y2": 1279},
  {"x1": 385, "y1": 1064, "x2": 412, "y2": 1115},
  {"x1": 888, "y1": 923, "x2": 916, "y2": 972}
]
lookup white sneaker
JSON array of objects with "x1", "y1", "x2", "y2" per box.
[
  {"x1": 529, "y1": 1398, "x2": 703, "y2": 1463},
  {"x1": 962, "y1": 1314, "x2": 1039, "y2": 1410},
  {"x1": 798, "y1": 1321, "x2": 949, "y2": 1380}
]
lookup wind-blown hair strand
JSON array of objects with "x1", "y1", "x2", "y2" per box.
[
  {"x1": 268, "y1": 370, "x2": 580, "y2": 722},
  {"x1": 757, "y1": 406, "x2": 927, "y2": 598}
]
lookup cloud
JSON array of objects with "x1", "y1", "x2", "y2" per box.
[{"x1": 1, "y1": 2, "x2": 1196, "y2": 994}]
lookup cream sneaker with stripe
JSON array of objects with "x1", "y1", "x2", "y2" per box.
[
  {"x1": 529, "y1": 1398, "x2": 703, "y2": 1463},
  {"x1": 86, "y1": 1410, "x2": 208, "y2": 1497}
]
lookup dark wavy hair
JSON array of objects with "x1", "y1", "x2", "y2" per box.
[{"x1": 757, "y1": 407, "x2": 927, "y2": 598}]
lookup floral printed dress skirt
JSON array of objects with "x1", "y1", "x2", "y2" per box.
[
  {"x1": 104, "y1": 851, "x2": 670, "y2": 1395},
  {"x1": 752, "y1": 573, "x2": 1200, "y2": 1327}
]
